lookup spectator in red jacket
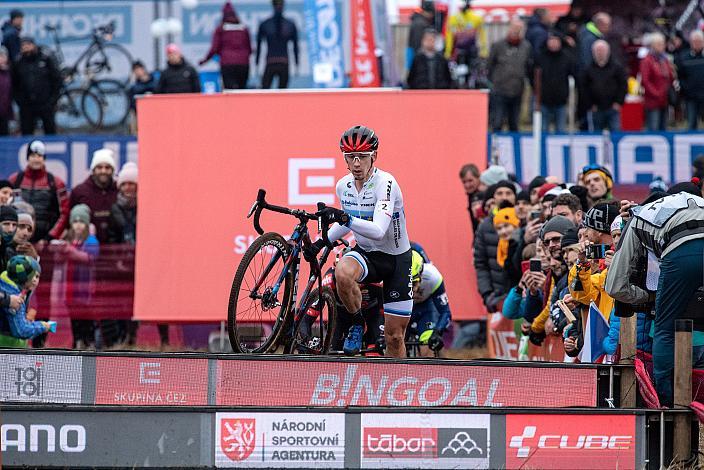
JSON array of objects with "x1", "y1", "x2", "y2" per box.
[
  {"x1": 640, "y1": 33, "x2": 674, "y2": 131},
  {"x1": 9, "y1": 140, "x2": 69, "y2": 247},
  {"x1": 199, "y1": 1, "x2": 252, "y2": 89},
  {"x1": 69, "y1": 149, "x2": 118, "y2": 244}
]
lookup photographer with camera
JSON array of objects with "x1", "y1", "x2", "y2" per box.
[{"x1": 606, "y1": 186, "x2": 704, "y2": 407}]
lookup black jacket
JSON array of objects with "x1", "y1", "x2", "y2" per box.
[
  {"x1": 407, "y1": 52, "x2": 451, "y2": 89},
  {"x1": 675, "y1": 48, "x2": 704, "y2": 101},
  {"x1": 12, "y1": 51, "x2": 62, "y2": 106},
  {"x1": 580, "y1": 59, "x2": 627, "y2": 110},
  {"x1": 156, "y1": 60, "x2": 201, "y2": 94},
  {"x1": 534, "y1": 47, "x2": 575, "y2": 106},
  {"x1": 473, "y1": 217, "x2": 513, "y2": 311},
  {"x1": 108, "y1": 201, "x2": 137, "y2": 244},
  {"x1": 1, "y1": 22, "x2": 20, "y2": 61}
]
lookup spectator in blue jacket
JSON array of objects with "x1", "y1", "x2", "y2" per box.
[
  {"x1": 602, "y1": 312, "x2": 653, "y2": 356},
  {"x1": 0, "y1": 255, "x2": 48, "y2": 347}
]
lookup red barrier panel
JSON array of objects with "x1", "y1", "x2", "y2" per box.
[
  {"x1": 505, "y1": 414, "x2": 636, "y2": 469},
  {"x1": 95, "y1": 356, "x2": 209, "y2": 406},
  {"x1": 487, "y1": 313, "x2": 566, "y2": 362},
  {"x1": 216, "y1": 359, "x2": 596, "y2": 407},
  {"x1": 136, "y1": 90, "x2": 488, "y2": 321}
]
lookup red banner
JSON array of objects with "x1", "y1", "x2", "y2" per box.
[
  {"x1": 506, "y1": 414, "x2": 636, "y2": 469},
  {"x1": 216, "y1": 359, "x2": 596, "y2": 407},
  {"x1": 350, "y1": 0, "x2": 380, "y2": 87},
  {"x1": 487, "y1": 313, "x2": 566, "y2": 361},
  {"x1": 95, "y1": 357, "x2": 208, "y2": 406},
  {"x1": 137, "y1": 90, "x2": 488, "y2": 321}
]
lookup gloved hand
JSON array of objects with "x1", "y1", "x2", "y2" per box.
[
  {"x1": 419, "y1": 329, "x2": 445, "y2": 352},
  {"x1": 303, "y1": 239, "x2": 326, "y2": 263},
  {"x1": 318, "y1": 207, "x2": 350, "y2": 226},
  {"x1": 528, "y1": 329, "x2": 546, "y2": 346}
]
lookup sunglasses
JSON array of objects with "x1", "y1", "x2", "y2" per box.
[
  {"x1": 582, "y1": 163, "x2": 602, "y2": 174},
  {"x1": 343, "y1": 152, "x2": 374, "y2": 162}
]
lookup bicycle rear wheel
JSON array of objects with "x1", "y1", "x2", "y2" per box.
[
  {"x1": 56, "y1": 88, "x2": 100, "y2": 132},
  {"x1": 228, "y1": 232, "x2": 294, "y2": 353},
  {"x1": 90, "y1": 79, "x2": 130, "y2": 128},
  {"x1": 285, "y1": 287, "x2": 336, "y2": 355},
  {"x1": 80, "y1": 89, "x2": 103, "y2": 130}
]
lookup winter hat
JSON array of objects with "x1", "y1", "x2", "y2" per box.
[
  {"x1": 528, "y1": 176, "x2": 547, "y2": 193},
  {"x1": 19, "y1": 36, "x2": 35, "y2": 45},
  {"x1": 0, "y1": 205, "x2": 18, "y2": 223},
  {"x1": 70, "y1": 204, "x2": 91, "y2": 225},
  {"x1": 6, "y1": 255, "x2": 37, "y2": 286},
  {"x1": 569, "y1": 185, "x2": 590, "y2": 212},
  {"x1": 493, "y1": 207, "x2": 520, "y2": 229},
  {"x1": 649, "y1": 176, "x2": 668, "y2": 193},
  {"x1": 583, "y1": 202, "x2": 618, "y2": 234},
  {"x1": 560, "y1": 227, "x2": 580, "y2": 249},
  {"x1": 117, "y1": 162, "x2": 138, "y2": 187},
  {"x1": 540, "y1": 215, "x2": 575, "y2": 240},
  {"x1": 487, "y1": 180, "x2": 517, "y2": 200},
  {"x1": 0, "y1": 180, "x2": 12, "y2": 190},
  {"x1": 28, "y1": 256, "x2": 41, "y2": 275},
  {"x1": 13, "y1": 201, "x2": 35, "y2": 219},
  {"x1": 166, "y1": 43, "x2": 181, "y2": 55},
  {"x1": 543, "y1": 186, "x2": 571, "y2": 203},
  {"x1": 516, "y1": 190, "x2": 530, "y2": 202},
  {"x1": 537, "y1": 183, "x2": 558, "y2": 200},
  {"x1": 610, "y1": 215, "x2": 623, "y2": 234},
  {"x1": 480, "y1": 165, "x2": 509, "y2": 186},
  {"x1": 667, "y1": 180, "x2": 701, "y2": 197},
  {"x1": 90, "y1": 148, "x2": 116, "y2": 171},
  {"x1": 582, "y1": 165, "x2": 613, "y2": 190},
  {"x1": 26, "y1": 140, "x2": 46, "y2": 159},
  {"x1": 17, "y1": 212, "x2": 34, "y2": 229},
  {"x1": 222, "y1": 1, "x2": 239, "y2": 22}
]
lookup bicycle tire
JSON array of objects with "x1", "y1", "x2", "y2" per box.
[
  {"x1": 56, "y1": 88, "x2": 101, "y2": 132},
  {"x1": 228, "y1": 232, "x2": 294, "y2": 353},
  {"x1": 284, "y1": 287, "x2": 337, "y2": 355},
  {"x1": 84, "y1": 43, "x2": 133, "y2": 84},
  {"x1": 90, "y1": 78, "x2": 130, "y2": 127},
  {"x1": 80, "y1": 89, "x2": 104, "y2": 130}
]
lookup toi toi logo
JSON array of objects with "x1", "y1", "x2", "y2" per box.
[{"x1": 14, "y1": 363, "x2": 43, "y2": 397}]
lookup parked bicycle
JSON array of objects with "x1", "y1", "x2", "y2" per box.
[
  {"x1": 46, "y1": 22, "x2": 131, "y2": 131},
  {"x1": 228, "y1": 189, "x2": 345, "y2": 354}
]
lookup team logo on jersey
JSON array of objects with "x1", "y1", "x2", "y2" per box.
[{"x1": 389, "y1": 291, "x2": 400, "y2": 299}]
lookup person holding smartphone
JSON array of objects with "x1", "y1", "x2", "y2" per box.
[{"x1": 567, "y1": 201, "x2": 618, "y2": 344}]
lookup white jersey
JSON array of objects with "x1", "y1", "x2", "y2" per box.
[{"x1": 334, "y1": 167, "x2": 410, "y2": 255}]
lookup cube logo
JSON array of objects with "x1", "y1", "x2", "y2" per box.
[{"x1": 220, "y1": 418, "x2": 256, "y2": 462}]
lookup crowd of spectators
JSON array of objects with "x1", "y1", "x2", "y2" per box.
[
  {"x1": 406, "y1": 1, "x2": 704, "y2": 132},
  {"x1": 460, "y1": 156, "x2": 704, "y2": 406},
  {"x1": 0, "y1": 140, "x2": 159, "y2": 350}
]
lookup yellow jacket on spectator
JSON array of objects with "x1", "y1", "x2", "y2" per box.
[
  {"x1": 568, "y1": 264, "x2": 613, "y2": 321},
  {"x1": 444, "y1": 9, "x2": 488, "y2": 59},
  {"x1": 531, "y1": 276, "x2": 555, "y2": 334}
]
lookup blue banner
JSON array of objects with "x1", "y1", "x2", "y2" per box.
[
  {"x1": 303, "y1": 0, "x2": 345, "y2": 88},
  {"x1": 0, "y1": 135, "x2": 136, "y2": 189},
  {"x1": 490, "y1": 132, "x2": 704, "y2": 185}
]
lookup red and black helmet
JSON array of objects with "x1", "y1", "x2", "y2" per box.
[{"x1": 339, "y1": 125, "x2": 379, "y2": 152}]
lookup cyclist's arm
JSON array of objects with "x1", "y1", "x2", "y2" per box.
[
  {"x1": 327, "y1": 222, "x2": 351, "y2": 242},
  {"x1": 430, "y1": 282, "x2": 452, "y2": 332},
  {"x1": 347, "y1": 179, "x2": 400, "y2": 240}
]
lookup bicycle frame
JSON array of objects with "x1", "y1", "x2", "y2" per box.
[{"x1": 45, "y1": 24, "x2": 111, "y2": 79}]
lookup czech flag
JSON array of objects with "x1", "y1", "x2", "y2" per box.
[{"x1": 579, "y1": 302, "x2": 610, "y2": 363}]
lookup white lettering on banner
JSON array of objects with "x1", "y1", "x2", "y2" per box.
[
  {"x1": 288, "y1": 158, "x2": 336, "y2": 205},
  {"x1": 352, "y1": 1, "x2": 375, "y2": 86},
  {"x1": 366, "y1": 433, "x2": 436, "y2": 454},
  {"x1": 544, "y1": 135, "x2": 603, "y2": 183},
  {"x1": 138, "y1": 362, "x2": 161, "y2": 384},
  {"x1": 316, "y1": 0, "x2": 344, "y2": 88},
  {"x1": 509, "y1": 425, "x2": 632, "y2": 458},
  {"x1": 233, "y1": 234, "x2": 259, "y2": 254},
  {"x1": 1, "y1": 424, "x2": 86, "y2": 453},
  {"x1": 673, "y1": 134, "x2": 704, "y2": 183},
  {"x1": 309, "y1": 365, "x2": 503, "y2": 407},
  {"x1": 488, "y1": 329, "x2": 517, "y2": 360},
  {"x1": 112, "y1": 391, "x2": 188, "y2": 404},
  {"x1": 617, "y1": 135, "x2": 670, "y2": 184}
]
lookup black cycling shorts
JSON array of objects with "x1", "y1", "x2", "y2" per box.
[{"x1": 343, "y1": 246, "x2": 413, "y2": 317}]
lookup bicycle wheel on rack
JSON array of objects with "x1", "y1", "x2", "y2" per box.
[
  {"x1": 90, "y1": 78, "x2": 130, "y2": 128},
  {"x1": 285, "y1": 287, "x2": 337, "y2": 355},
  {"x1": 85, "y1": 43, "x2": 133, "y2": 84},
  {"x1": 228, "y1": 232, "x2": 294, "y2": 353},
  {"x1": 56, "y1": 88, "x2": 101, "y2": 132}
]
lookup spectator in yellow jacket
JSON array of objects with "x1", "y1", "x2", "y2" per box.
[{"x1": 445, "y1": 1, "x2": 488, "y2": 60}]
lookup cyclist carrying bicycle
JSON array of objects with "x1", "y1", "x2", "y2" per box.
[
  {"x1": 304, "y1": 125, "x2": 413, "y2": 358},
  {"x1": 409, "y1": 249, "x2": 453, "y2": 357}
]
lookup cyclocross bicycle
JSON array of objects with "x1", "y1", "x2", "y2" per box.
[{"x1": 228, "y1": 189, "x2": 344, "y2": 354}]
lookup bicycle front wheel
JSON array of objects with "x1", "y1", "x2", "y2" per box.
[
  {"x1": 228, "y1": 232, "x2": 294, "y2": 353},
  {"x1": 285, "y1": 287, "x2": 337, "y2": 355},
  {"x1": 85, "y1": 43, "x2": 133, "y2": 84}
]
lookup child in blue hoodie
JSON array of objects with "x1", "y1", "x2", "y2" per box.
[{"x1": 0, "y1": 255, "x2": 49, "y2": 347}]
